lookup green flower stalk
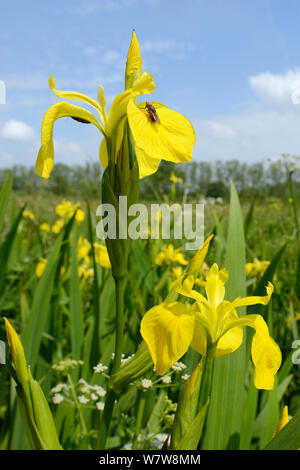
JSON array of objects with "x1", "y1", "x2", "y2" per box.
[{"x1": 4, "y1": 318, "x2": 62, "y2": 450}]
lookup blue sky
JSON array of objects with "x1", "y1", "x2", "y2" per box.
[{"x1": 1, "y1": 0, "x2": 300, "y2": 169}]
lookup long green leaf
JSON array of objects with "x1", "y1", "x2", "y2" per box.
[
  {"x1": 70, "y1": 224, "x2": 84, "y2": 360},
  {"x1": 0, "y1": 205, "x2": 25, "y2": 298},
  {"x1": 0, "y1": 170, "x2": 12, "y2": 234},
  {"x1": 202, "y1": 181, "x2": 246, "y2": 450},
  {"x1": 264, "y1": 409, "x2": 300, "y2": 450}
]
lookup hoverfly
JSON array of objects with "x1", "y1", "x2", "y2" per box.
[{"x1": 144, "y1": 102, "x2": 161, "y2": 125}]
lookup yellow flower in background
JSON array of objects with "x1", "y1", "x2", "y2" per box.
[
  {"x1": 285, "y1": 312, "x2": 300, "y2": 324},
  {"x1": 75, "y1": 208, "x2": 85, "y2": 223},
  {"x1": 51, "y1": 218, "x2": 65, "y2": 234},
  {"x1": 36, "y1": 259, "x2": 47, "y2": 278},
  {"x1": 155, "y1": 244, "x2": 188, "y2": 267},
  {"x1": 35, "y1": 31, "x2": 195, "y2": 180},
  {"x1": 141, "y1": 237, "x2": 282, "y2": 390},
  {"x1": 55, "y1": 200, "x2": 85, "y2": 223},
  {"x1": 94, "y1": 243, "x2": 111, "y2": 269},
  {"x1": 77, "y1": 236, "x2": 91, "y2": 264},
  {"x1": 39, "y1": 222, "x2": 51, "y2": 233},
  {"x1": 170, "y1": 171, "x2": 183, "y2": 184},
  {"x1": 246, "y1": 258, "x2": 270, "y2": 277},
  {"x1": 23, "y1": 210, "x2": 35, "y2": 221},
  {"x1": 78, "y1": 265, "x2": 94, "y2": 281}
]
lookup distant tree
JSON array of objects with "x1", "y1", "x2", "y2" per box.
[{"x1": 206, "y1": 180, "x2": 228, "y2": 198}]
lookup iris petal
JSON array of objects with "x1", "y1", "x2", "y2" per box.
[{"x1": 140, "y1": 302, "x2": 195, "y2": 375}]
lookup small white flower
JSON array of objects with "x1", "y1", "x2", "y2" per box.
[
  {"x1": 90, "y1": 393, "x2": 99, "y2": 401},
  {"x1": 52, "y1": 393, "x2": 64, "y2": 405},
  {"x1": 93, "y1": 385, "x2": 107, "y2": 397},
  {"x1": 96, "y1": 401, "x2": 105, "y2": 411},
  {"x1": 171, "y1": 362, "x2": 187, "y2": 372},
  {"x1": 78, "y1": 384, "x2": 90, "y2": 394},
  {"x1": 123, "y1": 443, "x2": 132, "y2": 450},
  {"x1": 93, "y1": 363, "x2": 108, "y2": 374},
  {"x1": 51, "y1": 384, "x2": 64, "y2": 394},
  {"x1": 181, "y1": 374, "x2": 190, "y2": 381},
  {"x1": 140, "y1": 379, "x2": 153, "y2": 390},
  {"x1": 161, "y1": 375, "x2": 172, "y2": 384},
  {"x1": 78, "y1": 378, "x2": 88, "y2": 387},
  {"x1": 78, "y1": 395, "x2": 89, "y2": 404}
]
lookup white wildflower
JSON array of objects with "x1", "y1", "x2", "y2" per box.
[
  {"x1": 181, "y1": 374, "x2": 190, "y2": 381},
  {"x1": 93, "y1": 385, "x2": 107, "y2": 397},
  {"x1": 161, "y1": 375, "x2": 172, "y2": 384},
  {"x1": 96, "y1": 401, "x2": 105, "y2": 411},
  {"x1": 93, "y1": 363, "x2": 108, "y2": 374},
  {"x1": 52, "y1": 393, "x2": 64, "y2": 405},
  {"x1": 78, "y1": 395, "x2": 89, "y2": 404},
  {"x1": 171, "y1": 362, "x2": 186, "y2": 372},
  {"x1": 140, "y1": 379, "x2": 153, "y2": 390}
]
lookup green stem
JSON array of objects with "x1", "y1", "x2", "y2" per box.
[
  {"x1": 197, "y1": 344, "x2": 216, "y2": 412},
  {"x1": 67, "y1": 374, "x2": 91, "y2": 449},
  {"x1": 132, "y1": 391, "x2": 146, "y2": 449},
  {"x1": 97, "y1": 275, "x2": 127, "y2": 449}
]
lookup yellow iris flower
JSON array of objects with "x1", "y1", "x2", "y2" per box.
[
  {"x1": 23, "y1": 210, "x2": 35, "y2": 221},
  {"x1": 155, "y1": 244, "x2": 188, "y2": 266},
  {"x1": 169, "y1": 171, "x2": 183, "y2": 184},
  {"x1": 141, "y1": 239, "x2": 282, "y2": 390},
  {"x1": 39, "y1": 222, "x2": 51, "y2": 233},
  {"x1": 56, "y1": 200, "x2": 85, "y2": 223},
  {"x1": 35, "y1": 32, "x2": 195, "y2": 180},
  {"x1": 35, "y1": 259, "x2": 47, "y2": 278},
  {"x1": 246, "y1": 258, "x2": 270, "y2": 277}
]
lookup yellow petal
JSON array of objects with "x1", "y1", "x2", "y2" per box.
[
  {"x1": 126, "y1": 30, "x2": 142, "y2": 85},
  {"x1": 140, "y1": 302, "x2": 195, "y2": 375},
  {"x1": 232, "y1": 282, "x2": 274, "y2": 308},
  {"x1": 187, "y1": 234, "x2": 214, "y2": 275},
  {"x1": 215, "y1": 302, "x2": 243, "y2": 357},
  {"x1": 190, "y1": 320, "x2": 207, "y2": 356},
  {"x1": 224, "y1": 314, "x2": 282, "y2": 390},
  {"x1": 4, "y1": 318, "x2": 28, "y2": 387},
  {"x1": 35, "y1": 102, "x2": 103, "y2": 179},
  {"x1": 135, "y1": 146, "x2": 161, "y2": 178},
  {"x1": 107, "y1": 72, "x2": 155, "y2": 140},
  {"x1": 49, "y1": 75, "x2": 103, "y2": 120},
  {"x1": 273, "y1": 406, "x2": 289, "y2": 437},
  {"x1": 215, "y1": 326, "x2": 243, "y2": 358},
  {"x1": 205, "y1": 263, "x2": 227, "y2": 309},
  {"x1": 94, "y1": 243, "x2": 111, "y2": 269},
  {"x1": 127, "y1": 100, "x2": 195, "y2": 178}
]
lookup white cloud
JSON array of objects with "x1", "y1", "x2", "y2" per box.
[
  {"x1": 193, "y1": 109, "x2": 300, "y2": 162},
  {"x1": 1, "y1": 120, "x2": 35, "y2": 141},
  {"x1": 249, "y1": 69, "x2": 300, "y2": 104},
  {"x1": 201, "y1": 120, "x2": 236, "y2": 139}
]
